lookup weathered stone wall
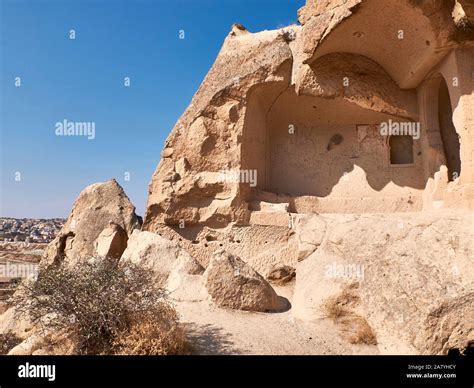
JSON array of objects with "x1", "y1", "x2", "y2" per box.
[
  {"x1": 262, "y1": 90, "x2": 425, "y2": 212},
  {"x1": 419, "y1": 48, "x2": 474, "y2": 210},
  {"x1": 143, "y1": 27, "x2": 294, "y2": 230},
  {"x1": 143, "y1": 0, "x2": 473, "y2": 230}
]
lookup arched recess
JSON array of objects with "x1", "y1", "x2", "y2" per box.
[
  {"x1": 437, "y1": 49, "x2": 474, "y2": 188},
  {"x1": 417, "y1": 68, "x2": 466, "y2": 210},
  {"x1": 418, "y1": 72, "x2": 463, "y2": 181},
  {"x1": 241, "y1": 52, "x2": 429, "y2": 213},
  {"x1": 304, "y1": 0, "x2": 458, "y2": 88},
  {"x1": 438, "y1": 78, "x2": 461, "y2": 181}
]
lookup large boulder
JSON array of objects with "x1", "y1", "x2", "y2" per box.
[
  {"x1": 120, "y1": 230, "x2": 201, "y2": 287},
  {"x1": 42, "y1": 179, "x2": 141, "y2": 267},
  {"x1": 292, "y1": 212, "x2": 474, "y2": 354},
  {"x1": 203, "y1": 250, "x2": 288, "y2": 312}
]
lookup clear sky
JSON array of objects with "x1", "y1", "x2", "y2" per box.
[{"x1": 0, "y1": 0, "x2": 304, "y2": 218}]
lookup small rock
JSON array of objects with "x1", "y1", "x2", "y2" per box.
[
  {"x1": 166, "y1": 256, "x2": 207, "y2": 302},
  {"x1": 267, "y1": 266, "x2": 296, "y2": 285},
  {"x1": 161, "y1": 147, "x2": 174, "y2": 158}
]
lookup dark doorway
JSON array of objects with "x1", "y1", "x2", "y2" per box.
[{"x1": 438, "y1": 79, "x2": 461, "y2": 181}]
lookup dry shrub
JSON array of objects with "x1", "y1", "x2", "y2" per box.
[
  {"x1": 323, "y1": 297, "x2": 348, "y2": 320},
  {"x1": 340, "y1": 316, "x2": 377, "y2": 345},
  {"x1": 323, "y1": 288, "x2": 360, "y2": 320},
  {"x1": 0, "y1": 331, "x2": 22, "y2": 354},
  {"x1": 113, "y1": 304, "x2": 186, "y2": 355},
  {"x1": 323, "y1": 286, "x2": 377, "y2": 346},
  {"x1": 16, "y1": 258, "x2": 186, "y2": 355}
]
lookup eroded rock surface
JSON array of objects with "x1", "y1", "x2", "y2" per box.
[
  {"x1": 42, "y1": 180, "x2": 141, "y2": 267},
  {"x1": 292, "y1": 212, "x2": 474, "y2": 355},
  {"x1": 204, "y1": 250, "x2": 288, "y2": 312},
  {"x1": 94, "y1": 223, "x2": 129, "y2": 260},
  {"x1": 143, "y1": 0, "x2": 474, "y2": 230},
  {"x1": 120, "y1": 230, "x2": 200, "y2": 287}
]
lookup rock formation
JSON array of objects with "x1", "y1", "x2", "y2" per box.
[
  {"x1": 292, "y1": 211, "x2": 474, "y2": 354},
  {"x1": 42, "y1": 179, "x2": 141, "y2": 267},
  {"x1": 94, "y1": 222, "x2": 129, "y2": 260},
  {"x1": 267, "y1": 265, "x2": 296, "y2": 285},
  {"x1": 137, "y1": 0, "x2": 473, "y2": 354},
  {"x1": 144, "y1": 0, "x2": 474, "y2": 235},
  {"x1": 2, "y1": 0, "x2": 473, "y2": 356},
  {"x1": 166, "y1": 255, "x2": 206, "y2": 302},
  {"x1": 139, "y1": 0, "x2": 474, "y2": 278}
]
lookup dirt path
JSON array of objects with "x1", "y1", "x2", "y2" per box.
[{"x1": 175, "y1": 285, "x2": 380, "y2": 355}]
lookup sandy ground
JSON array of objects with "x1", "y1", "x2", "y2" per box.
[{"x1": 175, "y1": 283, "x2": 380, "y2": 355}]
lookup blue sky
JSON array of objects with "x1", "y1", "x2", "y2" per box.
[{"x1": 0, "y1": 0, "x2": 304, "y2": 218}]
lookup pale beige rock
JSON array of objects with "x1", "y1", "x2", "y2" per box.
[
  {"x1": 419, "y1": 293, "x2": 474, "y2": 355},
  {"x1": 143, "y1": 0, "x2": 473, "y2": 232},
  {"x1": 0, "y1": 306, "x2": 33, "y2": 340},
  {"x1": 295, "y1": 214, "x2": 327, "y2": 261},
  {"x1": 161, "y1": 147, "x2": 174, "y2": 158},
  {"x1": 203, "y1": 250, "x2": 288, "y2": 312},
  {"x1": 171, "y1": 254, "x2": 204, "y2": 276},
  {"x1": 295, "y1": 53, "x2": 418, "y2": 118},
  {"x1": 8, "y1": 333, "x2": 42, "y2": 355},
  {"x1": 166, "y1": 256, "x2": 206, "y2": 302},
  {"x1": 120, "y1": 230, "x2": 198, "y2": 287},
  {"x1": 249, "y1": 201, "x2": 289, "y2": 212},
  {"x1": 143, "y1": 26, "x2": 293, "y2": 230},
  {"x1": 7, "y1": 328, "x2": 74, "y2": 356},
  {"x1": 454, "y1": 1, "x2": 474, "y2": 26},
  {"x1": 94, "y1": 223, "x2": 128, "y2": 260},
  {"x1": 298, "y1": 0, "x2": 362, "y2": 64},
  {"x1": 293, "y1": 196, "x2": 320, "y2": 214},
  {"x1": 153, "y1": 223, "x2": 299, "y2": 277},
  {"x1": 292, "y1": 212, "x2": 474, "y2": 355},
  {"x1": 11, "y1": 0, "x2": 473, "y2": 356},
  {"x1": 42, "y1": 179, "x2": 141, "y2": 267},
  {"x1": 249, "y1": 211, "x2": 291, "y2": 227}
]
